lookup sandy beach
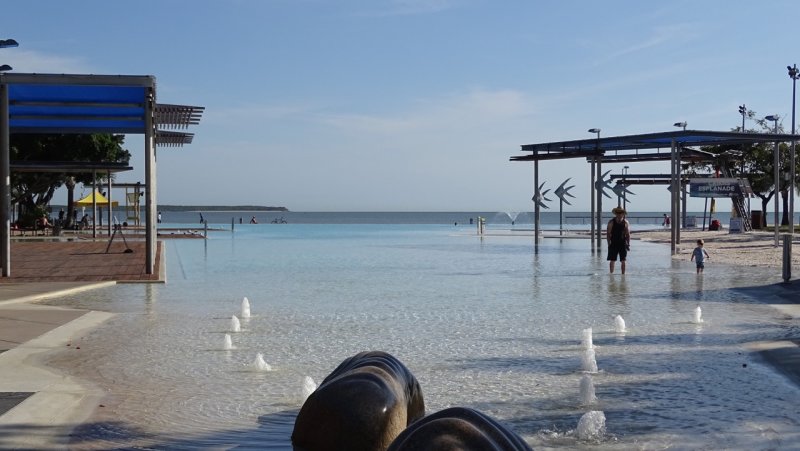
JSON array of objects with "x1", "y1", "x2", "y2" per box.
[{"x1": 636, "y1": 229, "x2": 800, "y2": 270}]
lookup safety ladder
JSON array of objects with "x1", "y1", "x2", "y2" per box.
[{"x1": 721, "y1": 164, "x2": 752, "y2": 231}]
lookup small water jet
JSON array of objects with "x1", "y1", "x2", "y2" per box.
[
  {"x1": 496, "y1": 211, "x2": 521, "y2": 224},
  {"x1": 581, "y1": 327, "x2": 593, "y2": 349},
  {"x1": 241, "y1": 297, "x2": 251, "y2": 319},
  {"x1": 576, "y1": 410, "x2": 606, "y2": 440},
  {"x1": 580, "y1": 374, "x2": 597, "y2": 405},
  {"x1": 302, "y1": 376, "x2": 317, "y2": 401},
  {"x1": 694, "y1": 305, "x2": 703, "y2": 324},
  {"x1": 614, "y1": 315, "x2": 626, "y2": 333},
  {"x1": 252, "y1": 353, "x2": 272, "y2": 371},
  {"x1": 230, "y1": 315, "x2": 241, "y2": 332},
  {"x1": 582, "y1": 348, "x2": 598, "y2": 373},
  {"x1": 223, "y1": 334, "x2": 234, "y2": 350}
]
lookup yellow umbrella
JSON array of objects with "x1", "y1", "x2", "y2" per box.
[{"x1": 75, "y1": 190, "x2": 119, "y2": 207}]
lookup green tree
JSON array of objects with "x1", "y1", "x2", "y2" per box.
[
  {"x1": 10, "y1": 134, "x2": 131, "y2": 226},
  {"x1": 695, "y1": 114, "x2": 798, "y2": 228}
]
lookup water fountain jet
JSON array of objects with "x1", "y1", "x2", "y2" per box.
[
  {"x1": 694, "y1": 306, "x2": 703, "y2": 324},
  {"x1": 614, "y1": 315, "x2": 626, "y2": 333},
  {"x1": 582, "y1": 328, "x2": 593, "y2": 349},
  {"x1": 252, "y1": 353, "x2": 272, "y2": 371},
  {"x1": 231, "y1": 315, "x2": 241, "y2": 332},
  {"x1": 580, "y1": 374, "x2": 597, "y2": 405},
  {"x1": 302, "y1": 376, "x2": 317, "y2": 401},
  {"x1": 241, "y1": 297, "x2": 251, "y2": 319},
  {"x1": 223, "y1": 334, "x2": 234, "y2": 350},
  {"x1": 582, "y1": 348, "x2": 598, "y2": 373},
  {"x1": 576, "y1": 410, "x2": 606, "y2": 440}
]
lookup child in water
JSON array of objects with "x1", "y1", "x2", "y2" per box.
[{"x1": 691, "y1": 239, "x2": 710, "y2": 274}]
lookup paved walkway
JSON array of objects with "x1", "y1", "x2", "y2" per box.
[
  {"x1": 1, "y1": 239, "x2": 165, "y2": 283},
  {"x1": 0, "y1": 282, "x2": 114, "y2": 449},
  {"x1": 0, "y1": 238, "x2": 165, "y2": 448}
]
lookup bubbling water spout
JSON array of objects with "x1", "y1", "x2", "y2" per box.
[
  {"x1": 576, "y1": 410, "x2": 606, "y2": 440},
  {"x1": 694, "y1": 306, "x2": 703, "y2": 324},
  {"x1": 614, "y1": 315, "x2": 626, "y2": 333},
  {"x1": 230, "y1": 315, "x2": 241, "y2": 332},
  {"x1": 580, "y1": 374, "x2": 597, "y2": 405},
  {"x1": 223, "y1": 334, "x2": 233, "y2": 350},
  {"x1": 252, "y1": 353, "x2": 272, "y2": 371},
  {"x1": 582, "y1": 348, "x2": 598, "y2": 373},
  {"x1": 302, "y1": 376, "x2": 317, "y2": 401},
  {"x1": 582, "y1": 328, "x2": 593, "y2": 349},
  {"x1": 241, "y1": 297, "x2": 251, "y2": 319}
]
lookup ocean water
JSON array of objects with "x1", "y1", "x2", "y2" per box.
[
  {"x1": 156, "y1": 210, "x2": 733, "y2": 229},
  {"x1": 42, "y1": 216, "x2": 800, "y2": 450}
]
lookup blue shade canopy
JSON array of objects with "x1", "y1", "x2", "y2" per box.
[{"x1": 2, "y1": 73, "x2": 154, "y2": 134}]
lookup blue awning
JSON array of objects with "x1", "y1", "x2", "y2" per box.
[
  {"x1": 0, "y1": 73, "x2": 204, "y2": 278},
  {"x1": 2, "y1": 74, "x2": 153, "y2": 134}
]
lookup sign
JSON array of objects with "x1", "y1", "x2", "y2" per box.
[
  {"x1": 689, "y1": 178, "x2": 744, "y2": 198},
  {"x1": 729, "y1": 218, "x2": 743, "y2": 233}
]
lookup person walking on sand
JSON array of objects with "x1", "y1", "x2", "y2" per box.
[
  {"x1": 607, "y1": 206, "x2": 631, "y2": 274},
  {"x1": 691, "y1": 239, "x2": 710, "y2": 274}
]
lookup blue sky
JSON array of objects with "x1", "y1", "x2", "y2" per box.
[{"x1": 3, "y1": 0, "x2": 800, "y2": 212}]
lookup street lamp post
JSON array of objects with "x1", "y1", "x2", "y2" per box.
[
  {"x1": 674, "y1": 121, "x2": 687, "y2": 131},
  {"x1": 622, "y1": 165, "x2": 629, "y2": 210},
  {"x1": 0, "y1": 39, "x2": 18, "y2": 72},
  {"x1": 789, "y1": 65, "x2": 798, "y2": 234},
  {"x1": 766, "y1": 115, "x2": 780, "y2": 246},
  {"x1": 739, "y1": 105, "x2": 747, "y2": 132},
  {"x1": 588, "y1": 128, "x2": 601, "y2": 248}
]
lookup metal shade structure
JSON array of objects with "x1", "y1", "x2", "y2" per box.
[
  {"x1": 512, "y1": 130, "x2": 799, "y2": 160},
  {"x1": 511, "y1": 129, "x2": 800, "y2": 253},
  {"x1": 0, "y1": 73, "x2": 204, "y2": 277}
]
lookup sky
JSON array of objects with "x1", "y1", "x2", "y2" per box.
[{"x1": 3, "y1": 0, "x2": 800, "y2": 213}]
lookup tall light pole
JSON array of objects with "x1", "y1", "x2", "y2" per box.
[
  {"x1": 766, "y1": 115, "x2": 780, "y2": 246},
  {"x1": 588, "y1": 128, "x2": 601, "y2": 248},
  {"x1": 622, "y1": 165, "x2": 629, "y2": 210},
  {"x1": 789, "y1": 64, "x2": 799, "y2": 234},
  {"x1": 0, "y1": 39, "x2": 18, "y2": 72},
  {"x1": 739, "y1": 105, "x2": 747, "y2": 132},
  {"x1": 674, "y1": 121, "x2": 687, "y2": 131}
]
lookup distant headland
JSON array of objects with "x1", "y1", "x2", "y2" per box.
[{"x1": 158, "y1": 205, "x2": 289, "y2": 212}]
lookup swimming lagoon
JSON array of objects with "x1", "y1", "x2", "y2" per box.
[{"x1": 44, "y1": 220, "x2": 800, "y2": 449}]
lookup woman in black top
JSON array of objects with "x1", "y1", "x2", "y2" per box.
[{"x1": 607, "y1": 206, "x2": 631, "y2": 274}]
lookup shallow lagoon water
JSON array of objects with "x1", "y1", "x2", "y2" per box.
[{"x1": 44, "y1": 223, "x2": 800, "y2": 449}]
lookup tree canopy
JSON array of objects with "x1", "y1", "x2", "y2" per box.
[
  {"x1": 10, "y1": 133, "x2": 131, "y2": 222},
  {"x1": 695, "y1": 112, "x2": 799, "y2": 226}
]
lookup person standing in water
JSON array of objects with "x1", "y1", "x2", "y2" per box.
[{"x1": 607, "y1": 206, "x2": 631, "y2": 274}]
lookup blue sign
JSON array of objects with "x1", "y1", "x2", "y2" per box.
[{"x1": 689, "y1": 178, "x2": 743, "y2": 198}]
